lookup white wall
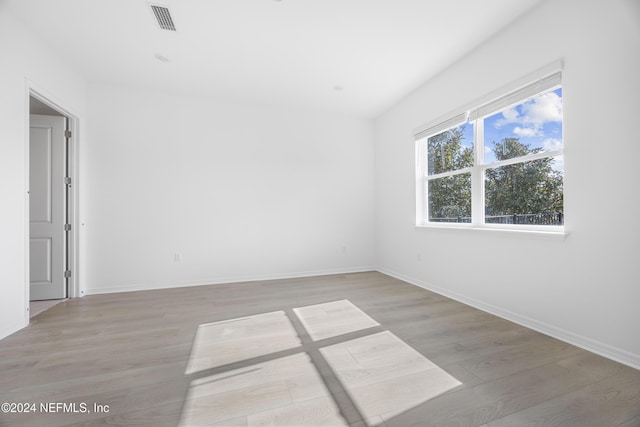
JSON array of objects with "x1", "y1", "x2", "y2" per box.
[
  {"x1": 0, "y1": 8, "x2": 86, "y2": 339},
  {"x1": 375, "y1": 0, "x2": 640, "y2": 368},
  {"x1": 4, "y1": 0, "x2": 638, "y2": 372},
  {"x1": 84, "y1": 85, "x2": 374, "y2": 293}
]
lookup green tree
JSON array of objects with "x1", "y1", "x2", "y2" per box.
[
  {"x1": 485, "y1": 137, "x2": 563, "y2": 220},
  {"x1": 427, "y1": 125, "x2": 473, "y2": 220}
]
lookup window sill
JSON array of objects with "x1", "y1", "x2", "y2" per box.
[{"x1": 415, "y1": 224, "x2": 567, "y2": 241}]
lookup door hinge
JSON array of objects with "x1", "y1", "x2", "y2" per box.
[
  {"x1": 64, "y1": 176, "x2": 71, "y2": 185},
  {"x1": 64, "y1": 130, "x2": 72, "y2": 138},
  {"x1": 64, "y1": 224, "x2": 71, "y2": 231},
  {"x1": 64, "y1": 270, "x2": 71, "y2": 278}
]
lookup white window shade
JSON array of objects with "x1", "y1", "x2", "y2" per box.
[
  {"x1": 471, "y1": 71, "x2": 562, "y2": 120},
  {"x1": 413, "y1": 64, "x2": 562, "y2": 140},
  {"x1": 414, "y1": 112, "x2": 467, "y2": 142}
]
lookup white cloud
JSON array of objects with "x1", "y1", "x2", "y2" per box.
[
  {"x1": 494, "y1": 91, "x2": 563, "y2": 134},
  {"x1": 542, "y1": 138, "x2": 563, "y2": 151},
  {"x1": 497, "y1": 107, "x2": 519, "y2": 126},
  {"x1": 521, "y1": 91, "x2": 562, "y2": 124},
  {"x1": 551, "y1": 155, "x2": 564, "y2": 172},
  {"x1": 514, "y1": 126, "x2": 541, "y2": 137}
]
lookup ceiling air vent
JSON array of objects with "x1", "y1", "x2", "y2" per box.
[{"x1": 149, "y1": 4, "x2": 176, "y2": 31}]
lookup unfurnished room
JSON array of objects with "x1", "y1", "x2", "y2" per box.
[{"x1": 1, "y1": 0, "x2": 639, "y2": 426}]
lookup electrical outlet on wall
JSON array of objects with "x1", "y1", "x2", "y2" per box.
[{"x1": 174, "y1": 252, "x2": 182, "y2": 262}]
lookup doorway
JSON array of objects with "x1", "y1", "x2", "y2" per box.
[{"x1": 28, "y1": 93, "x2": 77, "y2": 309}]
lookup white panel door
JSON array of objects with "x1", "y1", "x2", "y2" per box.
[{"x1": 30, "y1": 114, "x2": 66, "y2": 300}]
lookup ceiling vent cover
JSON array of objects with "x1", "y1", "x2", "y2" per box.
[{"x1": 150, "y1": 4, "x2": 176, "y2": 31}]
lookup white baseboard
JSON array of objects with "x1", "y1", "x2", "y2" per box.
[
  {"x1": 60, "y1": 265, "x2": 640, "y2": 371},
  {"x1": 0, "y1": 319, "x2": 28, "y2": 341},
  {"x1": 376, "y1": 267, "x2": 640, "y2": 371},
  {"x1": 85, "y1": 266, "x2": 375, "y2": 295}
]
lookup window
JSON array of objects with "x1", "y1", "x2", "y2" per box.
[{"x1": 416, "y1": 71, "x2": 563, "y2": 231}]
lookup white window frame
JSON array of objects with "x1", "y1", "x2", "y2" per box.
[{"x1": 415, "y1": 67, "x2": 564, "y2": 233}]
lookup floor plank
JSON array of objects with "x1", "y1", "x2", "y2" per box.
[
  {"x1": 1, "y1": 271, "x2": 638, "y2": 427},
  {"x1": 487, "y1": 368, "x2": 640, "y2": 426}
]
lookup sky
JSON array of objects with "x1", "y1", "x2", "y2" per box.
[
  {"x1": 429, "y1": 87, "x2": 563, "y2": 175},
  {"x1": 483, "y1": 87, "x2": 563, "y2": 164},
  {"x1": 456, "y1": 87, "x2": 562, "y2": 164}
]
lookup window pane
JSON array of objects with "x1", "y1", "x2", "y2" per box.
[
  {"x1": 483, "y1": 88, "x2": 562, "y2": 164},
  {"x1": 427, "y1": 124, "x2": 474, "y2": 175},
  {"x1": 428, "y1": 173, "x2": 471, "y2": 223},
  {"x1": 485, "y1": 156, "x2": 564, "y2": 225}
]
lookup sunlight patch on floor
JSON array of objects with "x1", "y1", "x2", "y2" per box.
[
  {"x1": 180, "y1": 352, "x2": 348, "y2": 426},
  {"x1": 182, "y1": 301, "x2": 461, "y2": 426},
  {"x1": 321, "y1": 331, "x2": 462, "y2": 422},
  {"x1": 293, "y1": 299, "x2": 380, "y2": 341},
  {"x1": 185, "y1": 311, "x2": 301, "y2": 374}
]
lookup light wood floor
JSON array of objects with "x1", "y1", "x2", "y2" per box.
[
  {"x1": 29, "y1": 299, "x2": 66, "y2": 319},
  {"x1": 1, "y1": 272, "x2": 639, "y2": 426}
]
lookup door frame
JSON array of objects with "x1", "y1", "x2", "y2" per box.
[{"x1": 25, "y1": 83, "x2": 81, "y2": 316}]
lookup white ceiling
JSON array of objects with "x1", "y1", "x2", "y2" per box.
[{"x1": 5, "y1": 0, "x2": 542, "y2": 118}]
